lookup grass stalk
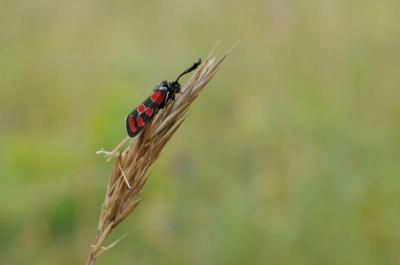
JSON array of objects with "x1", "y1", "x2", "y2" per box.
[{"x1": 86, "y1": 50, "x2": 227, "y2": 265}]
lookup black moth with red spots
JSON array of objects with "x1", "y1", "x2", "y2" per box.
[{"x1": 126, "y1": 59, "x2": 202, "y2": 138}]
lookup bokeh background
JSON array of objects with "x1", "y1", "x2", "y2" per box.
[{"x1": 1, "y1": 1, "x2": 400, "y2": 264}]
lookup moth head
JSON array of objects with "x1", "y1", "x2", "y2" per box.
[{"x1": 168, "y1": 81, "x2": 181, "y2": 94}]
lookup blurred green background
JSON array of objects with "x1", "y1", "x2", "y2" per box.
[{"x1": 1, "y1": 0, "x2": 400, "y2": 264}]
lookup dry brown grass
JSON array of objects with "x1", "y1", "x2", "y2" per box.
[{"x1": 86, "y1": 50, "x2": 227, "y2": 265}]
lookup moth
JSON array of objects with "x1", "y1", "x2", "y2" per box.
[{"x1": 126, "y1": 59, "x2": 201, "y2": 138}]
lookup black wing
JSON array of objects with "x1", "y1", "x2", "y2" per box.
[{"x1": 126, "y1": 90, "x2": 167, "y2": 138}]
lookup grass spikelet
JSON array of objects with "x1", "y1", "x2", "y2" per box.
[{"x1": 86, "y1": 50, "x2": 227, "y2": 265}]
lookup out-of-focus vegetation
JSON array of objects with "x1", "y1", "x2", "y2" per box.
[{"x1": 1, "y1": 1, "x2": 399, "y2": 264}]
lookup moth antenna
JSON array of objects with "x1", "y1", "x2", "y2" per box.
[{"x1": 175, "y1": 58, "x2": 202, "y2": 83}]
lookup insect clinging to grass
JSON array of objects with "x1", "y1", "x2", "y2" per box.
[{"x1": 126, "y1": 58, "x2": 202, "y2": 138}]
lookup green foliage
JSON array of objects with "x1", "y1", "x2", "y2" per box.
[{"x1": 1, "y1": 0, "x2": 400, "y2": 264}]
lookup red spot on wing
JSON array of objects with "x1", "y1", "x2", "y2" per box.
[
  {"x1": 150, "y1": 91, "x2": 161, "y2": 102},
  {"x1": 145, "y1": 108, "x2": 154, "y2": 116},
  {"x1": 137, "y1": 104, "x2": 145, "y2": 113},
  {"x1": 128, "y1": 115, "x2": 137, "y2": 133},
  {"x1": 150, "y1": 91, "x2": 165, "y2": 105},
  {"x1": 156, "y1": 94, "x2": 165, "y2": 104},
  {"x1": 136, "y1": 116, "x2": 144, "y2": 127}
]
